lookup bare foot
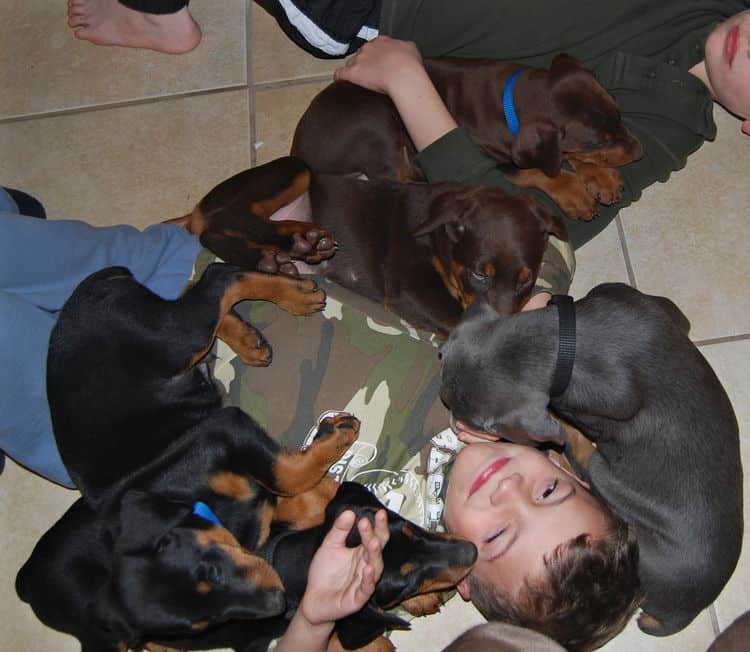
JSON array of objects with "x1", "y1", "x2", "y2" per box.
[{"x1": 67, "y1": 0, "x2": 201, "y2": 54}]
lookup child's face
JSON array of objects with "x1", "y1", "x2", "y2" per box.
[
  {"x1": 704, "y1": 10, "x2": 750, "y2": 120},
  {"x1": 444, "y1": 442, "x2": 609, "y2": 601}
]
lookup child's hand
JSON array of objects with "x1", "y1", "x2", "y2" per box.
[
  {"x1": 335, "y1": 36, "x2": 424, "y2": 96},
  {"x1": 299, "y1": 508, "x2": 389, "y2": 627}
]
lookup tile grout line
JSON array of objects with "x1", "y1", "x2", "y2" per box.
[
  {"x1": 0, "y1": 85, "x2": 253, "y2": 125},
  {"x1": 254, "y1": 74, "x2": 335, "y2": 91},
  {"x1": 694, "y1": 332, "x2": 750, "y2": 347},
  {"x1": 615, "y1": 214, "x2": 638, "y2": 289},
  {"x1": 246, "y1": 0, "x2": 257, "y2": 167},
  {"x1": 708, "y1": 604, "x2": 721, "y2": 637},
  {"x1": 0, "y1": 77, "x2": 329, "y2": 127}
]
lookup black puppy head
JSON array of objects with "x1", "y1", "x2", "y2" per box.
[
  {"x1": 328, "y1": 482, "x2": 477, "y2": 609},
  {"x1": 439, "y1": 301, "x2": 566, "y2": 445},
  {"x1": 413, "y1": 185, "x2": 567, "y2": 318},
  {"x1": 546, "y1": 53, "x2": 643, "y2": 167},
  {"x1": 95, "y1": 491, "x2": 285, "y2": 640}
]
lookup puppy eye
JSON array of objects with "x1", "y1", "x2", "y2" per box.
[
  {"x1": 541, "y1": 479, "x2": 559, "y2": 500},
  {"x1": 470, "y1": 270, "x2": 489, "y2": 285}
]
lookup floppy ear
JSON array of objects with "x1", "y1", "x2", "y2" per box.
[
  {"x1": 512, "y1": 121, "x2": 563, "y2": 177},
  {"x1": 526, "y1": 195, "x2": 569, "y2": 241},
  {"x1": 501, "y1": 395, "x2": 567, "y2": 445},
  {"x1": 412, "y1": 189, "x2": 476, "y2": 238},
  {"x1": 549, "y1": 52, "x2": 591, "y2": 76},
  {"x1": 107, "y1": 490, "x2": 192, "y2": 552}
]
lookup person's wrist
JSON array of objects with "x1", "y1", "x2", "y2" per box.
[
  {"x1": 385, "y1": 56, "x2": 428, "y2": 98},
  {"x1": 299, "y1": 597, "x2": 336, "y2": 631}
]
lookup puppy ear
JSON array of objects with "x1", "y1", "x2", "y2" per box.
[
  {"x1": 412, "y1": 189, "x2": 476, "y2": 238},
  {"x1": 525, "y1": 196, "x2": 568, "y2": 242},
  {"x1": 512, "y1": 122, "x2": 563, "y2": 177},
  {"x1": 503, "y1": 399, "x2": 567, "y2": 446},
  {"x1": 550, "y1": 53, "x2": 590, "y2": 76},
  {"x1": 109, "y1": 490, "x2": 192, "y2": 552}
]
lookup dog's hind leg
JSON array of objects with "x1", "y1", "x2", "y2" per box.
[
  {"x1": 169, "y1": 157, "x2": 335, "y2": 268},
  {"x1": 176, "y1": 263, "x2": 326, "y2": 371}
]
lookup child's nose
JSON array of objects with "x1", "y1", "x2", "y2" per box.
[{"x1": 489, "y1": 472, "x2": 523, "y2": 505}]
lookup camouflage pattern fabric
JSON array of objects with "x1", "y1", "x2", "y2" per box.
[
  {"x1": 533, "y1": 235, "x2": 576, "y2": 297},
  {"x1": 209, "y1": 269, "x2": 458, "y2": 532},
  {"x1": 190, "y1": 234, "x2": 575, "y2": 531}
]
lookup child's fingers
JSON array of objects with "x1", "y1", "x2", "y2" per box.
[
  {"x1": 373, "y1": 509, "x2": 389, "y2": 546},
  {"x1": 457, "y1": 430, "x2": 499, "y2": 444},
  {"x1": 325, "y1": 510, "x2": 356, "y2": 546}
]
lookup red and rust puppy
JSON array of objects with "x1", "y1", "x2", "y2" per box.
[
  {"x1": 292, "y1": 54, "x2": 643, "y2": 221},
  {"x1": 175, "y1": 156, "x2": 568, "y2": 336},
  {"x1": 18, "y1": 263, "x2": 476, "y2": 652}
]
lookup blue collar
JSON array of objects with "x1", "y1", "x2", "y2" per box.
[
  {"x1": 502, "y1": 70, "x2": 525, "y2": 137},
  {"x1": 192, "y1": 500, "x2": 224, "y2": 527}
]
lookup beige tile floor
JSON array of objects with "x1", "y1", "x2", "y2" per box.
[{"x1": 1, "y1": 2, "x2": 748, "y2": 651}]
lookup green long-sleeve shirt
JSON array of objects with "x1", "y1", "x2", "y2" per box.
[{"x1": 379, "y1": 0, "x2": 748, "y2": 247}]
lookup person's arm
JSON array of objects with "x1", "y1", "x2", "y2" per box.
[
  {"x1": 334, "y1": 38, "x2": 556, "y2": 227},
  {"x1": 274, "y1": 509, "x2": 389, "y2": 652},
  {"x1": 335, "y1": 36, "x2": 457, "y2": 151}
]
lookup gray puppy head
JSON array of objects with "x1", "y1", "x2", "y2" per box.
[{"x1": 439, "y1": 301, "x2": 565, "y2": 445}]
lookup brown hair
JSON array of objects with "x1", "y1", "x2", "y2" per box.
[{"x1": 467, "y1": 515, "x2": 642, "y2": 652}]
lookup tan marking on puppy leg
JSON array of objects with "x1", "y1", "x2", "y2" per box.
[
  {"x1": 275, "y1": 476, "x2": 340, "y2": 529},
  {"x1": 196, "y1": 581, "x2": 212, "y2": 594},
  {"x1": 208, "y1": 471, "x2": 257, "y2": 501},
  {"x1": 273, "y1": 415, "x2": 358, "y2": 495},
  {"x1": 187, "y1": 271, "x2": 325, "y2": 369},
  {"x1": 216, "y1": 313, "x2": 271, "y2": 366},
  {"x1": 250, "y1": 171, "x2": 311, "y2": 219},
  {"x1": 221, "y1": 272, "x2": 325, "y2": 317}
]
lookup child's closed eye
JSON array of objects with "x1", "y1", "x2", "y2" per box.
[{"x1": 541, "y1": 478, "x2": 559, "y2": 499}]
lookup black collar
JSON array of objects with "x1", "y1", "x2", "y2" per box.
[{"x1": 548, "y1": 295, "x2": 576, "y2": 398}]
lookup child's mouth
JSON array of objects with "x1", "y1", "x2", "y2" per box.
[{"x1": 469, "y1": 457, "x2": 510, "y2": 497}]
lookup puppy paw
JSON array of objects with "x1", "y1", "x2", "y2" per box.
[
  {"x1": 279, "y1": 277, "x2": 326, "y2": 315},
  {"x1": 236, "y1": 333, "x2": 272, "y2": 367},
  {"x1": 558, "y1": 193, "x2": 598, "y2": 221},
  {"x1": 257, "y1": 248, "x2": 300, "y2": 277},
  {"x1": 571, "y1": 161, "x2": 624, "y2": 207},
  {"x1": 291, "y1": 228, "x2": 336, "y2": 264},
  {"x1": 315, "y1": 412, "x2": 361, "y2": 454}
]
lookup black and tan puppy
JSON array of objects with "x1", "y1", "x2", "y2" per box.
[
  {"x1": 22, "y1": 263, "x2": 476, "y2": 651},
  {"x1": 17, "y1": 483, "x2": 476, "y2": 652},
  {"x1": 438, "y1": 283, "x2": 743, "y2": 637},
  {"x1": 172, "y1": 156, "x2": 567, "y2": 336}
]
